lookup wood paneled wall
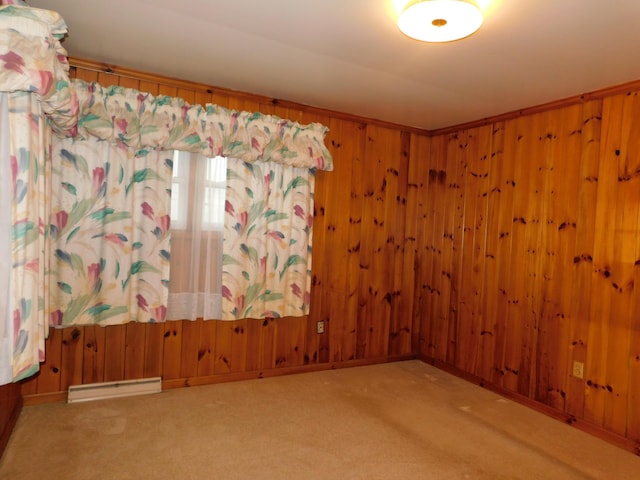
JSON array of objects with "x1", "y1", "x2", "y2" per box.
[
  {"x1": 16, "y1": 59, "x2": 640, "y2": 452},
  {"x1": 20, "y1": 61, "x2": 421, "y2": 403},
  {"x1": 419, "y1": 93, "x2": 640, "y2": 451},
  {"x1": 0, "y1": 382, "x2": 21, "y2": 457}
]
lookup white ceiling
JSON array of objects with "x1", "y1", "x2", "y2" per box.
[{"x1": 27, "y1": 0, "x2": 640, "y2": 130}]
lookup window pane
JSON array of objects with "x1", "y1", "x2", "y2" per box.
[
  {"x1": 206, "y1": 156, "x2": 227, "y2": 184},
  {"x1": 171, "y1": 183, "x2": 180, "y2": 220},
  {"x1": 202, "y1": 156, "x2": 226, "y2": 231},
  {"x1": 170, "y1": 151, "x2": 191, "y2": 230},
  {"x1": 203, "y1": 185, "x2": 226, "y2": 229},
  {"x1": 173, "y1": 150, "x2": 190, "y2": 176},
  {"x1": 170, "y1": 151, "x2": 225, "y2": 232}
]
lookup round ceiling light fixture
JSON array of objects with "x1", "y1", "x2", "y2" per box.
[{"x1": 398, "y1": 0, "x2": 483, "y2": 43}]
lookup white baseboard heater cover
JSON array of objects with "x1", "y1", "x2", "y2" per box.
[{"x1": 68, "y1": 377, "x2": 162, "y2": 403}]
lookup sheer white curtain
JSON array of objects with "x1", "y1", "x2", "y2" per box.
[
  {"x1": 0, "y1": 93, "x2": 12, "y2": 384},
  {"x1": 166, "y1": 151, "x2": 227, "y2": 320}
]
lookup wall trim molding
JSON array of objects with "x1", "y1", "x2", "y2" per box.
[
  {"x1": 162, "y1": 354, "x2": 417, "y2": 390},
  {"x1": 68, "y1": 57, "x2": 430, "y2": 135},
  {"x1": 69, "y1": 57, "x2": 640, "y2": 138},
  {"x1": 23, "y1": 354, "x2": 418, "y2": 406},
  {"x1": 418, "y1": 355, "x2": 640, "y2": 457},
  {"x1": 18, "y1": 351, "x2": 640, "y2": 456}
]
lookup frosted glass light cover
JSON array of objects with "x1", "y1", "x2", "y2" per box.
[{"x1": 398, "y1": 0, "x2": 483, "y2": 43}]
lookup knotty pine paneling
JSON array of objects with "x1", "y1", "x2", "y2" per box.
[
  {"x1": 419, "y1": 91, "x2": 640, "y2": 450},
  {"x1": 17, "y1": 59, "x2": 640, "y2": 451},
  {"x1": 21, "y1": 62, "x2": 418, "y2": 401}
]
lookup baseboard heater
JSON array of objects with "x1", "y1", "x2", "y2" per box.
[{"x1": 67, "y1": 377, "x2": 162, "y2": 403}]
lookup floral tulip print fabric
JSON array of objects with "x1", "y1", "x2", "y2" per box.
[
  {"x1": 0, "y1": 1, "x2": 77, "y2": 383},
  {"x1": 49, "y1": 136, "x2": 173, "y2": 326},
  {"x1": 222, "y1": 159, "x2": 314, "y2": 319}
]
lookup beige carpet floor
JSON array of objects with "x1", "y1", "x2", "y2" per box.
[{"x1": 1, "y1": 360, "x2": 639, "y2": 479}]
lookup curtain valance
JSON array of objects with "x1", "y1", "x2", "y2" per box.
[
  {"x1": 70, "y1": 79, "x2": 334, "y2": 171},
  {"x1": 0, "y1": 2, "x2": 77, "y2": 135}
]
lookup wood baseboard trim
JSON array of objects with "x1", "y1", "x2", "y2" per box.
[
  {"x1": 0, "y1": 394, "x2": 22, "y2": 458},
  {"x1": 21, "y1": 355, "x2": 417, "y2": 404},
  {"x1": 162, "y1": 354, "x2": 418, "y2": 390},
  {"x1": 22, "y1": 391, "x2": 67, "y2": 407},
  {"x1": 418, "y1": 355, "x2": 640, "y2": 457}
]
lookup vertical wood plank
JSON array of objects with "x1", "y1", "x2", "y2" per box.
[
  {"x1": 20, "y1": 375, "x2": 38, "y2": 396},
  {"x1": 343, "y1": 123, "x2": 367, "y2": 361},
  {"x1": 97, "y1": 72, "x2": 119, "y2": 88},
  {"x1": 626, "y1": 95, "x2": 640, "y2": 443},
  {"x1": 441, "y1": 131, "x2": 464, "y2": 365},
  {"x1": 584, "y1": 94, "x2": 622, "y2": 428},
  {"x1": 124, "y1": 322, "x2": 146, "y2": 380},
  {"x1": 355, "y1": 126, "x2": 379, "y2": 359},
  {"x1": 520, "y1": 111, "x2": 549, "y2": 398},
  {"x1": 180, "y1": 319, "x2": 201, "y2": 379},
  {"x1": 144, "y1": 322, "x2": 165, "y2": 378},
  {"x1": 118, "y1": 76, "x2": 140, "y2": 90},
  {"x1": 275, "y1": 317, "x2": 305, "y2": 368},
  {"x1": 564, "y1": 100, "x2": 601, "y2": 419},
  {"x1": 408, "y1": 133, "x2": 431, "y2": 353},
  {"x1": 601, "y1": 91, "x2": 640, "y2": 435},
  {"x1": 103, "y1": 325, "x2": 126, "y2": 382},
  {"x1": 534, "y1": 105, "x2": 582, "y2": 410},
  {"x1": 194, "y1": 90, "x2": 213, "y2": 108},
  {"x1": 158, "y1": 84, "x2": 178, "y2": 99},
  {"x1": 374, "y1": 126, "x2": 402, "y2": 358},
  {"x1": 162, "y1": 321, "x2": 183, "y2": 380},
  {"x1": 60, "y1": 327, "x2": 83, "y2": 390},
  {"x1": 71, "y1": 67, "x2": 99, "y2": 83},
  {"x1": 477, "y1": 122, "x2": 508, "y2": 383},
  {"x1": 229, "y1": 319, "x2": 248, "y2": 373},
  {"x1": 259, "y1": 318, "x2": 277, "y2": 370},
  {"x1": 36, "y1": 328, "x2": 63, "y2": 393},
  {"x1": 421, "y1": 135, "x2": 448, "y2": 358},
  {"x1": 628, "y1": 204, "x2": 640, "y2": 442},
  {"x1": 528, "y1": 109, "x2": 558, "y2": 402},
  {"x1": 455, "y1": 126, "x2": 492, "y2": 374},
  {"x1": 389, "y1": 131, "x2": 412, "y2": 356},
  {"x1": 82, "y1": 326, "x2": 106, "y2": 384},
  {"x1": 177, "y1": 88, "x2": 196, "y2": 106},
  {"x1": 210, "y1": 91, "x2": 230, "y2": 109},
  {"x1": 501, "y1": 115, "x2": 532, "y2": 393},
  {"x1": 245, "y1": 319, "x2": 262, "y2": 371},
  {"x1": 139, "y1": 81, "x2": 160, "y2": 96},
  {"x1": 196, "y1": 320, "x2": 217, "y2": 376},
  {"x1": 214, "y1": 321, "x2": 233, "y2": 374}
]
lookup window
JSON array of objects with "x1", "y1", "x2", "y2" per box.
[
  {"x1": 170, "y1": 151, "x2": 226, "y2": 231},
  {"x1": 167, "y1": 151, "x2": 227, "y2": 321}
]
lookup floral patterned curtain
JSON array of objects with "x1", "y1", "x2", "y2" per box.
[
  {"x1": 70, "y1": 80, "x2": 333, "y2": 171},
  {"x1": 222, "y1": 160, "x2": 314, "y2": 319},
  {"x1": 0, "y1": 0, "x2": 332, "y2": 385},
  {"x1": 49, "y1": 136, "x2": 172, "y2": 326},
  {"x1": 0, "y1": 0, "x2": 77, "y2": 384},
  {"x1": 64, "y1": 80, "x2": 332, "y2": 323}
]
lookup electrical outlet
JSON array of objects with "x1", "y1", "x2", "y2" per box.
[
  {"x1": 316, "y1": 321, "x2": 325, "y2": 334},
  {"x1": 572, "y1": 361, "x2": 584, "y2": 379}
]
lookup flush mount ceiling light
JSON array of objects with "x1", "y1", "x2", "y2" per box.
[{"x1": 398, "y1": 0, "x2": 483, "y2": 43}]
